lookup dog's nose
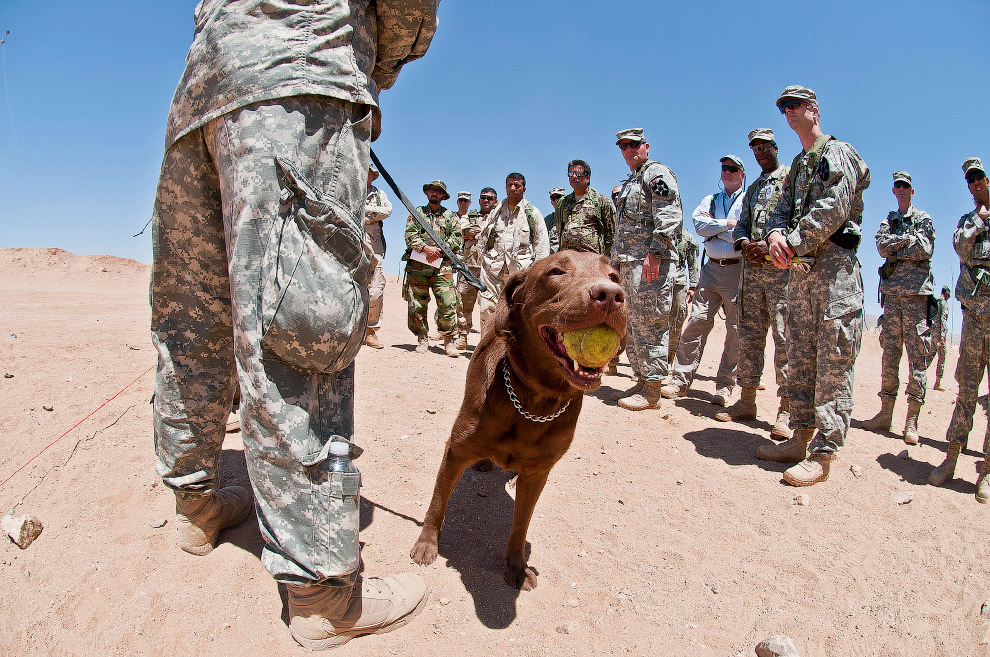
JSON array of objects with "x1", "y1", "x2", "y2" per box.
[{"x1": 589, "y1": 282, "x2": 625, "y2": 312}]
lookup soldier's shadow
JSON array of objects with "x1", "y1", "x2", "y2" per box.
[{"x1": 681, "y1": 424, "x2": 789, "y2": 474}]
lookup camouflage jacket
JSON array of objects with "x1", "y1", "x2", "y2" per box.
[
  {"x1": 672, "y1": 232, "x2": 700, "y2": 288},
  {"x1": 165, "y1": 0, "x2": 439, "y2": 148},
  {"x1": 459, "y1": 209, "x2": 485, "y2": 269},
  {"x1": 403, "y1": 205, "x2": 462, "y2": 271},
  {"x1": 937, "y1": 297, "x2": 949, "y2": 340},
  {"x1": 364, "y1": 185, "x2": 392, "y2": 254},
  {"x1": 953, "y1": 208, "x2": 990, "y2": 315},
  {"x1": 612, "y1": 160, "x2": 683, "y2": 262},
  {"x1": 734, "y1": 164, "x2": 789, "y2": 247},
  {"x1": 544, "y1": 211, "x2": 560, "y2": 253},
  {"x1": 875, "y1": 206, "x2": 935, "y2": 296},
  {"x1": 555, "y1": 187, "x2": 616, "y2": 255}
]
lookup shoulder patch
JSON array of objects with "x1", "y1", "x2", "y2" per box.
[{"x1": 650, "y1": 177, "x2": 670, "y2": 197}]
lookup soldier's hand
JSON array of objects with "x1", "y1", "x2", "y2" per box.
[
  {"x1": 767, "y1": 233, "x2": 793, "y2": 269},
  {"x1": 423, "y1": 245, "x2": 442, "y2": 263},
  {"x1": 686, "y1": 288, "x2": 695, "y2": 304},
  {"x1": 726, "y1": 218, "x2": 737, "y2": 231},
  {"x1": 642, "y1": 253, "x2": 661, "y2": 283}
]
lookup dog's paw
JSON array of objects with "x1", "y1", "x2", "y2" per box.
[
  {"x1": 410, "y1": 540, "x2": 438, "y2": 565},
  {"x1": 504, "y1": 563, "x2": 539, "y2": 591}
]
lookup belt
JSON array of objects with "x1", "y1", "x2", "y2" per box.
[{"x1": 708, "y1": 257, "x2": 740, "y2": 266}]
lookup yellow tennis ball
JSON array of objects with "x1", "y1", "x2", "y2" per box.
[{"x1": 563, "y1": 325, "x2": 620, "y2": 369}]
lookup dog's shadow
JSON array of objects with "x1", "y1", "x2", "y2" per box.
[{"x1": 432, "y1": 467, "x2": 526, "y2": 629}]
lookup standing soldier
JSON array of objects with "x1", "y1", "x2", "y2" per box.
[
  {"x1": 860, "y1": 171, "x2": 936, "y2": 444},
  {"x1": 932, "y1": 284, "x2": 951, "y2": 390},
  {"x1": 928, "y1": 157, "x2": 990, "y2": 503},
  {"x1": 363, "y1": 166, "x2": 392, "y2": 349},
  {"x1": 717, "y1": 129, "x2": 792, "y2": 439},
  {"x1": 668, "y1": 231, "x2": 700, "y2": 370},
  {"x1": 454, "y1": 188, "x2": 496, "y2": 350},
  {"x1": 611, "y1": 128, "x2": 683, "y2": 411},
  {"x1": 404, "y1": 180, "x2": 463, "y2": 357},
  {"x1": 555, "y1": 159, "x2": 616, "y2": 255},
  {"x1": 764, "y1": 85, "x2": 870, "y2": 487},
  {"x1": 545, "y1": 186, "x2": 565, "y2": 253}
]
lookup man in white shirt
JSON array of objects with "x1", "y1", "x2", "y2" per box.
[{"x1": 662, "y1": 155, "x2": 745, "y2": 406}]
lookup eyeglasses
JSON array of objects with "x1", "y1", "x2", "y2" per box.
[
  {"x1": 479, "y1": 195, "x2": 496, "y2": 201},
  {"x1": 893, "y1": 182, "x2": 912, "y2": 189},
  {"x1": 567, "y1": 170, "x2": 588, "y2": 178},
  {"x1": 721, "y1": 164, "x2": 741, "y2": 173},
  {"x1": 751, "y1": 142, "x2": 775, "y2": 154},
  {"x1": 966, "y1": 171, "x2": 987, "y2": 184},
  {"x1": 778, "y1": 99, "x2": 804, "y2": 114},
  {"x1": 457, "y1": 198, "x2": 470, "y2": 202},
  {"x1": 618, "y1": 141, "x2": 642, "y2": 151}
]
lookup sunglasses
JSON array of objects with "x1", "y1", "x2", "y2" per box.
[
  {"x1": 893, "y1": 182, "x2": 912, "y2": 189},
  {"x1": 966, "y1": 171, "x2": 987, "y2": 184},
  {"x1": 618, "y1": 141, "x2": 642, "y2": 151},
  {"x1": 457, "y1": 198, "x2": 470, "y2": 202},
  {"x1": 721, "y1": 164, "x2": 741, "y2": 173},
  {"x1": 778, "y1": 99, "x2": 804, "y2": 114},
  {"x1": 751, "y1": 142, "x2": 775, "y2": 154},
  {"x1": 567, "y1": 170, "x2": 588, "y2": 178},
  {"x1": 479, "y1": 195, "x2": 496, "y2": 201}
]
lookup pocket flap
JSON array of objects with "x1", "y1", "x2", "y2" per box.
[{"x1": 825, "y1": 291, "x2": 863, "y2": 320}]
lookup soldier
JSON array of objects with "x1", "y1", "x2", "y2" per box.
[
  {"x1": 860, "y1": 171, "x2": 936, "y2": 444},
  {"x1": 150, "y1": 2, "x2": 437, "y2": 649},
  {"x1": 928, "y1": 157, "x2": 990, "y2": 503},
  {"x1": 661, "y1": 155, "x2": 746, "y2": 407},
  {"x1": 611, "y1": 128, "x2": 683, "y2": 411},
  {"x1": 611, "y1": 185, "x2": 622, "y2": 208},
  {"x1": 669, "y1": 231, "x2": 700, "y2": 370},
  {"x1": 404, "y1": 180, "x2": 463, "y2": 357},
  {"x1": 545, "y1": 186, "x2": 565, "y2": 253},
  {"x1": 363, "y1": 166, "x2": 393, "y2": 349},
  {"x1": 932, "y1": 284, "x2": 951, "y2": 390},
  {"x1": 716, "y1": 129, "x2": 791, "y2": 439},
  {"x1": 477, "y1": 173, "x2": 550, "y2": 328},
  {"x1": 454, "y1": 188, "x2": 496, "y2": 350},
  {"x1": 763, "y1": 85, "x2": 870, "y2": 487},
  {"x1": 555, "y1": 159, "x2": 616, "y2": 255}
]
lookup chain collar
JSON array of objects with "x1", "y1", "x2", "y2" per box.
[{"x1": 502, "y1": 361, "x2": 570, "y2": 423}]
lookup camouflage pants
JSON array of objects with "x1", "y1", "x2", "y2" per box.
[
  {"x1": 670, "y1": 260, "x2": 740, "y2": 390},
  {"x1": 878, "y1": 294, "x2": 933, "y2": 404},
  {"x1": 945, "y1": 309, "x2": 990, "y2": 448},
  {"x1": 365, "y1": 232, "x2": 386, "y2": 329},
  {"x1": 935, "y1": 341, "x2": 948, "y2": 379},
  {"x1": 456, "y1": 266, "x2": 482, "y2": 335},
  {"x1": 151, "y1": 96, "x2": 368, "y2": 585},
  {"x1": 616, "y1": 259, "x2": 674, "y2": 382},
  {"x1": 668, "y1": 284, "x2": 689, "y2": 367},
  {"x1": 736, "y1": 261, "x2": 789, "y2": 393},
  {"x1": 406, "y1": 260, "x2": 457, "y2": 338},
  {"x1": 785, "y1": 248, "x2": 863, "y2": 454}
]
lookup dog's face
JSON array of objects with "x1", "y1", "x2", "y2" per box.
[{"x1": 494, "y1": 251, "x2": 627, "y2": 392}]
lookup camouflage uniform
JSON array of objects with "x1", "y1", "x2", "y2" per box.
[
  {"x1": 544, "y1": 210, "x2": 560, "y2": 254},
  {"x1": 768, "y1": 135, "x2": 870, "y2": 455},
  {"x1": 934, "y1": 295, "x2": 949, "y2": 379},
  {"x1": 734, "y1": 164, "x2": 790, "y2": 393},
  {"x1": 364, "y1": 185, "x2": 392, "y2": 330},
  {"x1": 555, "y1": 187, "x2": 617, "y2": 255},
  {"x1": 669, "y1": 232, "x2": 700, "y2": 366},
  {"x1": 875, "y1": 205, "x2": 936, "y2": 403},
  {"x1": 455, "y1": 208, "x2": 486, "y2": 338},
  {"x1": 612, "y1": 160, "x2": 683, "y2": 382},
  {"x1": 404, "y1": 205, "x2": 462, "y2": 338},
  {"x1": 151, "y1": 1, "x2": 436, "y2": 584}
]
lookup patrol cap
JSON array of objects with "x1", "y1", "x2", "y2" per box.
[
  {"x1": 892, "y1": 171, "x2": 912, "y2": 185},
  {"x1": 457, "y1": 190, "x2": 471, "y2": 201},
  {"x1": 616, "y1": 128, "x2": 645, "y2": 144},
  {"x1": 748, "y1": 128, "x2": 775, "y2": 146},
  {"x1": 369, "y1": 166, "x2": 379, "y2": 181},
  {"x1": 549, "y1": 186, "x2": 567, "y2": 197},
  {"x1": 963, "y1": 157, "x2": 985, "y2": 176},
  {"x1": 942, "y1": 285, "x2": 951, "y2": 295},
  {"x1": 423, "y1": 180, "x2": 450, "y2": 200},
  {"x1": 720, "y1": 154, "x2": 744, "y2": 170},
  {"x1": 775, "y1": 85, "x2": 818, "y2": 110}
]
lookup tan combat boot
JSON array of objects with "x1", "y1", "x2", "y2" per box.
[
  {"x1": 928, "y1": 441, "x2": 962, "y2": 486},
  {"x1": 443, "y1": 337, "x2": 460, "y2": 358},
  {"x1": 287, "y1": 573, "x2": 428, "y2": 650},
  {"x1": 605, "y1": 358, "x2": 619, "y2": 376},
  {"x1": 976, "y1": 458, "x2": 990, "y2": 504},
  {"x1": 756, "y1": 427, "x2": 814, "y2": 463},
  {"x1": 660, "y1": 382, "x2": 688, "y2": 399},
  {"x1": 711, "y1": 386, "x2": 732, "y2": 407},
  {"x1": 415, "y1": 335, "x2": 429, "y2": 354},
  {"x1": 714, "y1": 386, "x2": 757, "y2": 422},
  {"x1": 618, "y1": 380, "x2": 663, "y2": 411},
  {"x1": 175, "y1": 486, "x2": 252, "y2": 556},
  {"x1": 454, "y1": 332, "x2": 468, "y2": 351},
  {"x1": 933, "y1": 376, "x2": 944, "y2": 391},
  {"x1": 783, "y1": 452, "x2": 835, "y2": 487},
  {"x1": 612, "y1": 378, "x2": 644, "y2": 402},
  {"x1": 363, "y1": 327, "x2": 383, "y2": 349},
  {"x1": 771, "y1": 396, "x2": 792, "y2": 439},
  {"x1": 903, "y1": 398, "x2": 923, "y2": 446},
  {"x1": 861, "y1": 397, "x2": 895, "y2": 432}
]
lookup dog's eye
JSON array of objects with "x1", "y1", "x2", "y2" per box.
[
  {"x1": 546, "y1": 267, "x2": 566, "y2": 277},
  {"x1": 609, "y1": 273, "x2": 619, "y2": 283}
]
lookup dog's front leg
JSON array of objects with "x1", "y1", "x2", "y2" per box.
[
  {"x1": 410, "y1": 445, "x2": 473, "y2": 565},
  {"x1": 504, "y1": 469, "x2": 550, "y2": 591}
]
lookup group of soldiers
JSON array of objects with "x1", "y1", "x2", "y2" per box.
[{"x1": 365, "y1": 85, "x2": 990, "y2": 500}]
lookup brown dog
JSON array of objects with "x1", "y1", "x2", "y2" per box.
[{"x1": 410, "y1": 250, "x2": 627, "y2": 590}]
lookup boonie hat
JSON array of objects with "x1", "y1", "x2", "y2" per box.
[
  {"x1": 616, "y1": 128, "x2": 645, "y2": 144},
  {"x1": 775, "y1": 85, "x2": 818, "y2": 110},
  {"x1": 457, "y1": 190, "x2": 471, "y2": 201},
  {"x1": 748, "y1": 128, "x2": 775, "y2": 146},
  {"x1": 549, "y1": 186, "x2": 566, "y2": 197},
  {"x1": 963, "y1": 157, "x2": 985, "y2": 176},
  {"x1": 892, "y1": 171, "x2": 912, "y2": 185},
  {"x1": 369, "y1": 166, "x2": 379, "y2": 181},
  {"x1": 942, "y1": 285, "x2": 951, "y2": 296},
  {"x1": 720, "y1": 154, "x2": 744, "y2": 170},
  {"x1": 423, "y1": 180, "x2": 450, "y2": 200}
]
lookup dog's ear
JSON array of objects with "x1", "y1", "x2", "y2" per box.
[{"x1": 493, "y1": 269, "x2": 528, "y2": 336}]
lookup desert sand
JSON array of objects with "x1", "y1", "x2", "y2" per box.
[{"x1": 0, "y1": 247, "x2": 988, "y2": 657}]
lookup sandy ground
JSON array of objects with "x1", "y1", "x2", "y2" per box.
[{"x1": 1, "y1": 247, "x2": 988, "y2": 657}]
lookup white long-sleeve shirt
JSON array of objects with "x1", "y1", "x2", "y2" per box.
[{"x1": 693, "y1": 189, "x2": 743, "y2": 260}]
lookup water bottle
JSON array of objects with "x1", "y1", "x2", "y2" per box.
[
  {"x1": 329, "y1": 440, "x2": 359, "y2": 474},
  {"x1": 328, "y1": 441, "x2": 361, "y2": 571}
]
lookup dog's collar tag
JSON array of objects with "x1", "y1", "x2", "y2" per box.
[{"x1": 503, "y1": 362, "x2": 570, "y2": 423}]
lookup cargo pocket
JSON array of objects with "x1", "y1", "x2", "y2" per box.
[{"x1": 259, "y1": 157, "x2": 373, "y2": 373}]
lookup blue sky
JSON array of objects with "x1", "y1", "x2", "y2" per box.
[{"x1": 0, "y1": 1, "x2": 986, "y2": 332}]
